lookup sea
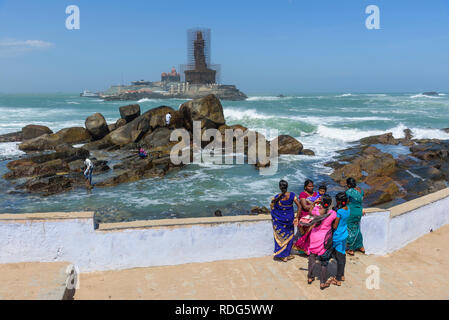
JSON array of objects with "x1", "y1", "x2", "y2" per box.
[{"x1": 1, "y1": 93, "x2": 449, "y2": 220}]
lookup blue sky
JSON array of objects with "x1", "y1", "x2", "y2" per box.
[{"x1": 0, "y1": 0, "x2": 448, "y2": 94}]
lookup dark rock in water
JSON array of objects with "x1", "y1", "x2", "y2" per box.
[
  {"x1": 360, "y1": 132, "x2": 399, "y2": 145},
  {"x1": 119, "y1": 104, "x2": 141, "y2": 123},
  {"x1": 4, "y1": 147, "x2": 90, "y2": 180},
  {"x1": 85, "y1": 113, "x2": 109, "y2": 140},
  {"x1": 142, "y1": 127, "x2": 172, "y2": 149},
  {"x1": 422, "y1": 91, "x2": 439, "y2": 96},
  {"x1": 0, "y1": 131, "x2": 22, "y2": 142},
  {"x1": 22, "y1": 125, "x2": 53, "y2": 140},
  {"x1": 18, "y1": 127, "x2": 91, "y2": 151},
  {"x1": 301, "y1": 149, "x2": 315, "y2": 156},
  {"x1": 271, "y1": 135, "x2": 303, "y2": 155},
  {"x1": 410, "y1": 140, "x2": 449, "y2": 161},
  {"x1": 250, "y1": 206, "x2": 270, "y2": 215},
  {"x1": 22, "y1": 173, "x2": 86, "y2": 196},
  {"x1": 442, "y1": 128, "x2": 449, "y2": 133},
  {"x1": 330, "y1": 146, "x2": 397, "y2": 186},
  {"x1": 214, "y1": 210, "x2": 222, "y2": 217},
  {"x1": 403, "y1": 128, "x2": 413, "y2": 141},
  {"x1": 363, "y1": 176, "x2": 402, "y2": 206},
  {"x1": 179, "y1": 94, "x2": 225, "y2": 131}
]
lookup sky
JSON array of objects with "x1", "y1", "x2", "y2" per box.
[{"x1": 0, "y1": 0, "x2": 448, "y2": 94}]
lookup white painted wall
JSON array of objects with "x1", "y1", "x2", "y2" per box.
[
  {"x1": 360, "y1": 210, "x2": 390, "y2": 255},
  {"x1": 388, "y1": 196, "x2": 449, "y2": 252},
  {"x1": 0, "y1": 219, "x2": 273, "y2": 272},
  {"x1": 1, "y1": 193, "x2": 449, "y2": 272}
]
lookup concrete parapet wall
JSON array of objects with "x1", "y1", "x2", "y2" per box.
[{"x1": 1, "y1": 188, "x2": 449, "y2": 272}]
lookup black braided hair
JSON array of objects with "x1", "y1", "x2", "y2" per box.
[
  {"x1": 346, "y1": 177, "x2": 357, "y2": 189},
  {"x1": 333, "y1": 192, "x2": 348, "y2": 211},
  {"x1": 274, "y1": 180, "x2": 288, "y2": 207}
]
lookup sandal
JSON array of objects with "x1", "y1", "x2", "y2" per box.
[
  {"x1": 359, "y1": 247, "x2": 366, "y2": 254},
  {"x1": 340, "y1": 276, "x2": 345, "y2": 282},
  {"x1": 286, "y1": 255, "x2": 295, "y2": 261},
  {"x1": 308, "y1": 278, "x2": 314, "y2": 285},
  {"x1": 320, "y1": 281, "x2": 331, "y2": 290},
  {"x1": 347, "y1": 250, "x2": 354, "y2": 256}
]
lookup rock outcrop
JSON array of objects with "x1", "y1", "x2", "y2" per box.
[
  {"x1": 179, "y1": 94, "x2": 225, "y2": 131},
  {"x1": 18, "y1": 127, "x2": 91, "y2": 151},
  {"x1": 119, "y1": 104, "x2": 141, "y2": 123},
  {"x1": 85, "y1": 113, "x2": 109, "y2": 140},
  {"x1": 272, "y1": 135, "x2": 303, "y2": 155},
  {"x1": 22, "y1": 125, "x2": 53, "y2": 140}
]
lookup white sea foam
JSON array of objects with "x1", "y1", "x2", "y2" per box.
[
  {"x1": 410, "y1": 94, "x2": 440, "y2": 99},
  {"x1": 0, "y1": 142, "x2": 25, "y2": 159},
  {"x1": 316, "y1": 123, "x2": 449, "y2": 143},
  {"x1": 67, "y1": 101, "x2": 80, "y2": 105},
  {"x1": 336, "y1": 93, "x2": 353, "y2": 97},
  {"x1": 137, "y1": 98, "x2": 157, "y2": 103},
  {"x1": 246, "y1": 96, "x2": 294, "y2": 101}
]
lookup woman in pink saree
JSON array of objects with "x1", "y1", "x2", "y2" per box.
[{"x1": 293, "y1": 179, "x2": 318, "y2": 254}]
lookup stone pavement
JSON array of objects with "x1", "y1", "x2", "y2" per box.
[
  {"x1": 0, "y1": 262, "x2": 75, "y2": 300},
  {"x1": 74, "y1": 223, "x2": 449, "y2": 300}
]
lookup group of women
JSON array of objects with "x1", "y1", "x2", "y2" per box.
[{"x1": 270, "y1": 177, "x2": 365, "y2": 290}]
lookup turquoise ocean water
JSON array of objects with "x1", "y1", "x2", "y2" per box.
[{"x1": 1, "y1": 93, "x2": 449, "y2": 220}]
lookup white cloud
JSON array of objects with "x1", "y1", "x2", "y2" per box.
[{"x1": 0, "y1": 39, "x2": 54, "y2": 56}]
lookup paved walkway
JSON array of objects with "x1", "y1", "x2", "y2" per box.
[
  {"x1": 0, "y1": 262, "x2": 74, "y2": 300},
  {"x1": 75, "y1": 223, "x2": 449, "y2": 300}
]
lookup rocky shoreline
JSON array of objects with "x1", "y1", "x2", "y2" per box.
[
  {"x1": 1, "y1": 94, "x2": 308, "y2": 200},
  {"x1": 326, "y1": 130, "x2": 449, "y2": 208},
  {"x1": 1, "y1": 94, "x2": 449, "y2": 220}
]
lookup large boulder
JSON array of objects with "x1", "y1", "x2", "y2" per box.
[
  {"x1": 105, "y1": 106, "x2": 175, "y2": 146},
  {"x1": 119, "y1": 104, "x2": 141, "y2": 123},
  {"x1": 19, "y1": 134, "x2": 63, "y2": 151},
  {"x1": 360, "y1": 132, "x2": 399, "y2": 145},
  {"x1": 179, "y1": 94, "x2": 225, "y2": 131},
  {"x1": 55, "y1": 127, "x2": 91, "y2": 144},
  {"x1": 142, "y1": 127, "x2": 172, "y2": 149},
  {"x1": 22, "y1": 125, "x2": 53, "y2": 140},
  {"x1": 85, "y1": 113, "x2": 109, "y2": 140},
  {"x1": 272, "y1": 135, "x2": 303, "y2": 155}
]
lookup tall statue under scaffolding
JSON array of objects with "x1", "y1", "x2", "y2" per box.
[{"x1": 184, "y1": 29, "x2": 217, "y2": 84}]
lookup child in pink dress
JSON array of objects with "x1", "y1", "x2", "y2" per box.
[{"x1": 306, "y1": 194, "x2": 336, "y2": 290}]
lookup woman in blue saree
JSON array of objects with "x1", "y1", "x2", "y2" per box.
[
  {"x1": 345, "y1": 177, "x2": 365, "y2": 255},
  {"x1": 270, "y1": 180, "x2": 301, "y2": 262}
]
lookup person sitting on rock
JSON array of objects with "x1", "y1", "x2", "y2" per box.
[
  {"x1": 83, "y1": 158, "x2": 94, "y2": 188},
  {"x1": 138, "y1": 147, "x2": 147, "y2": 159}
]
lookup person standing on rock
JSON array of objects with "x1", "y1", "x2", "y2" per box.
[
  {"x1": 165, "y1": 112, "x2": 172, "y2": 128},
  {"x1": 270, "y1": 180, "x2": 301, "y2": 262},
  {"x1": 345, "y1": 177, "x2": 365, "y2": 255},
  {"x1": 84, "y1": 158, "x2": 94, "y2": 188}
]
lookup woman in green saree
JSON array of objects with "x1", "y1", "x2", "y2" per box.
[{"x1": 345, "y1": 177, "x2": 365, "y2": 255}]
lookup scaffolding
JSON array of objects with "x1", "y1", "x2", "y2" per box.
[
  {"x1": 187, "y1": 28, "x2": 211, "y2": 67},
  {"x1": 179, "y1": 63, "x2": 221, "y2": 84},
  {"x1": 181, "y1": 28, "x2": 221, "y2": 84}
]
